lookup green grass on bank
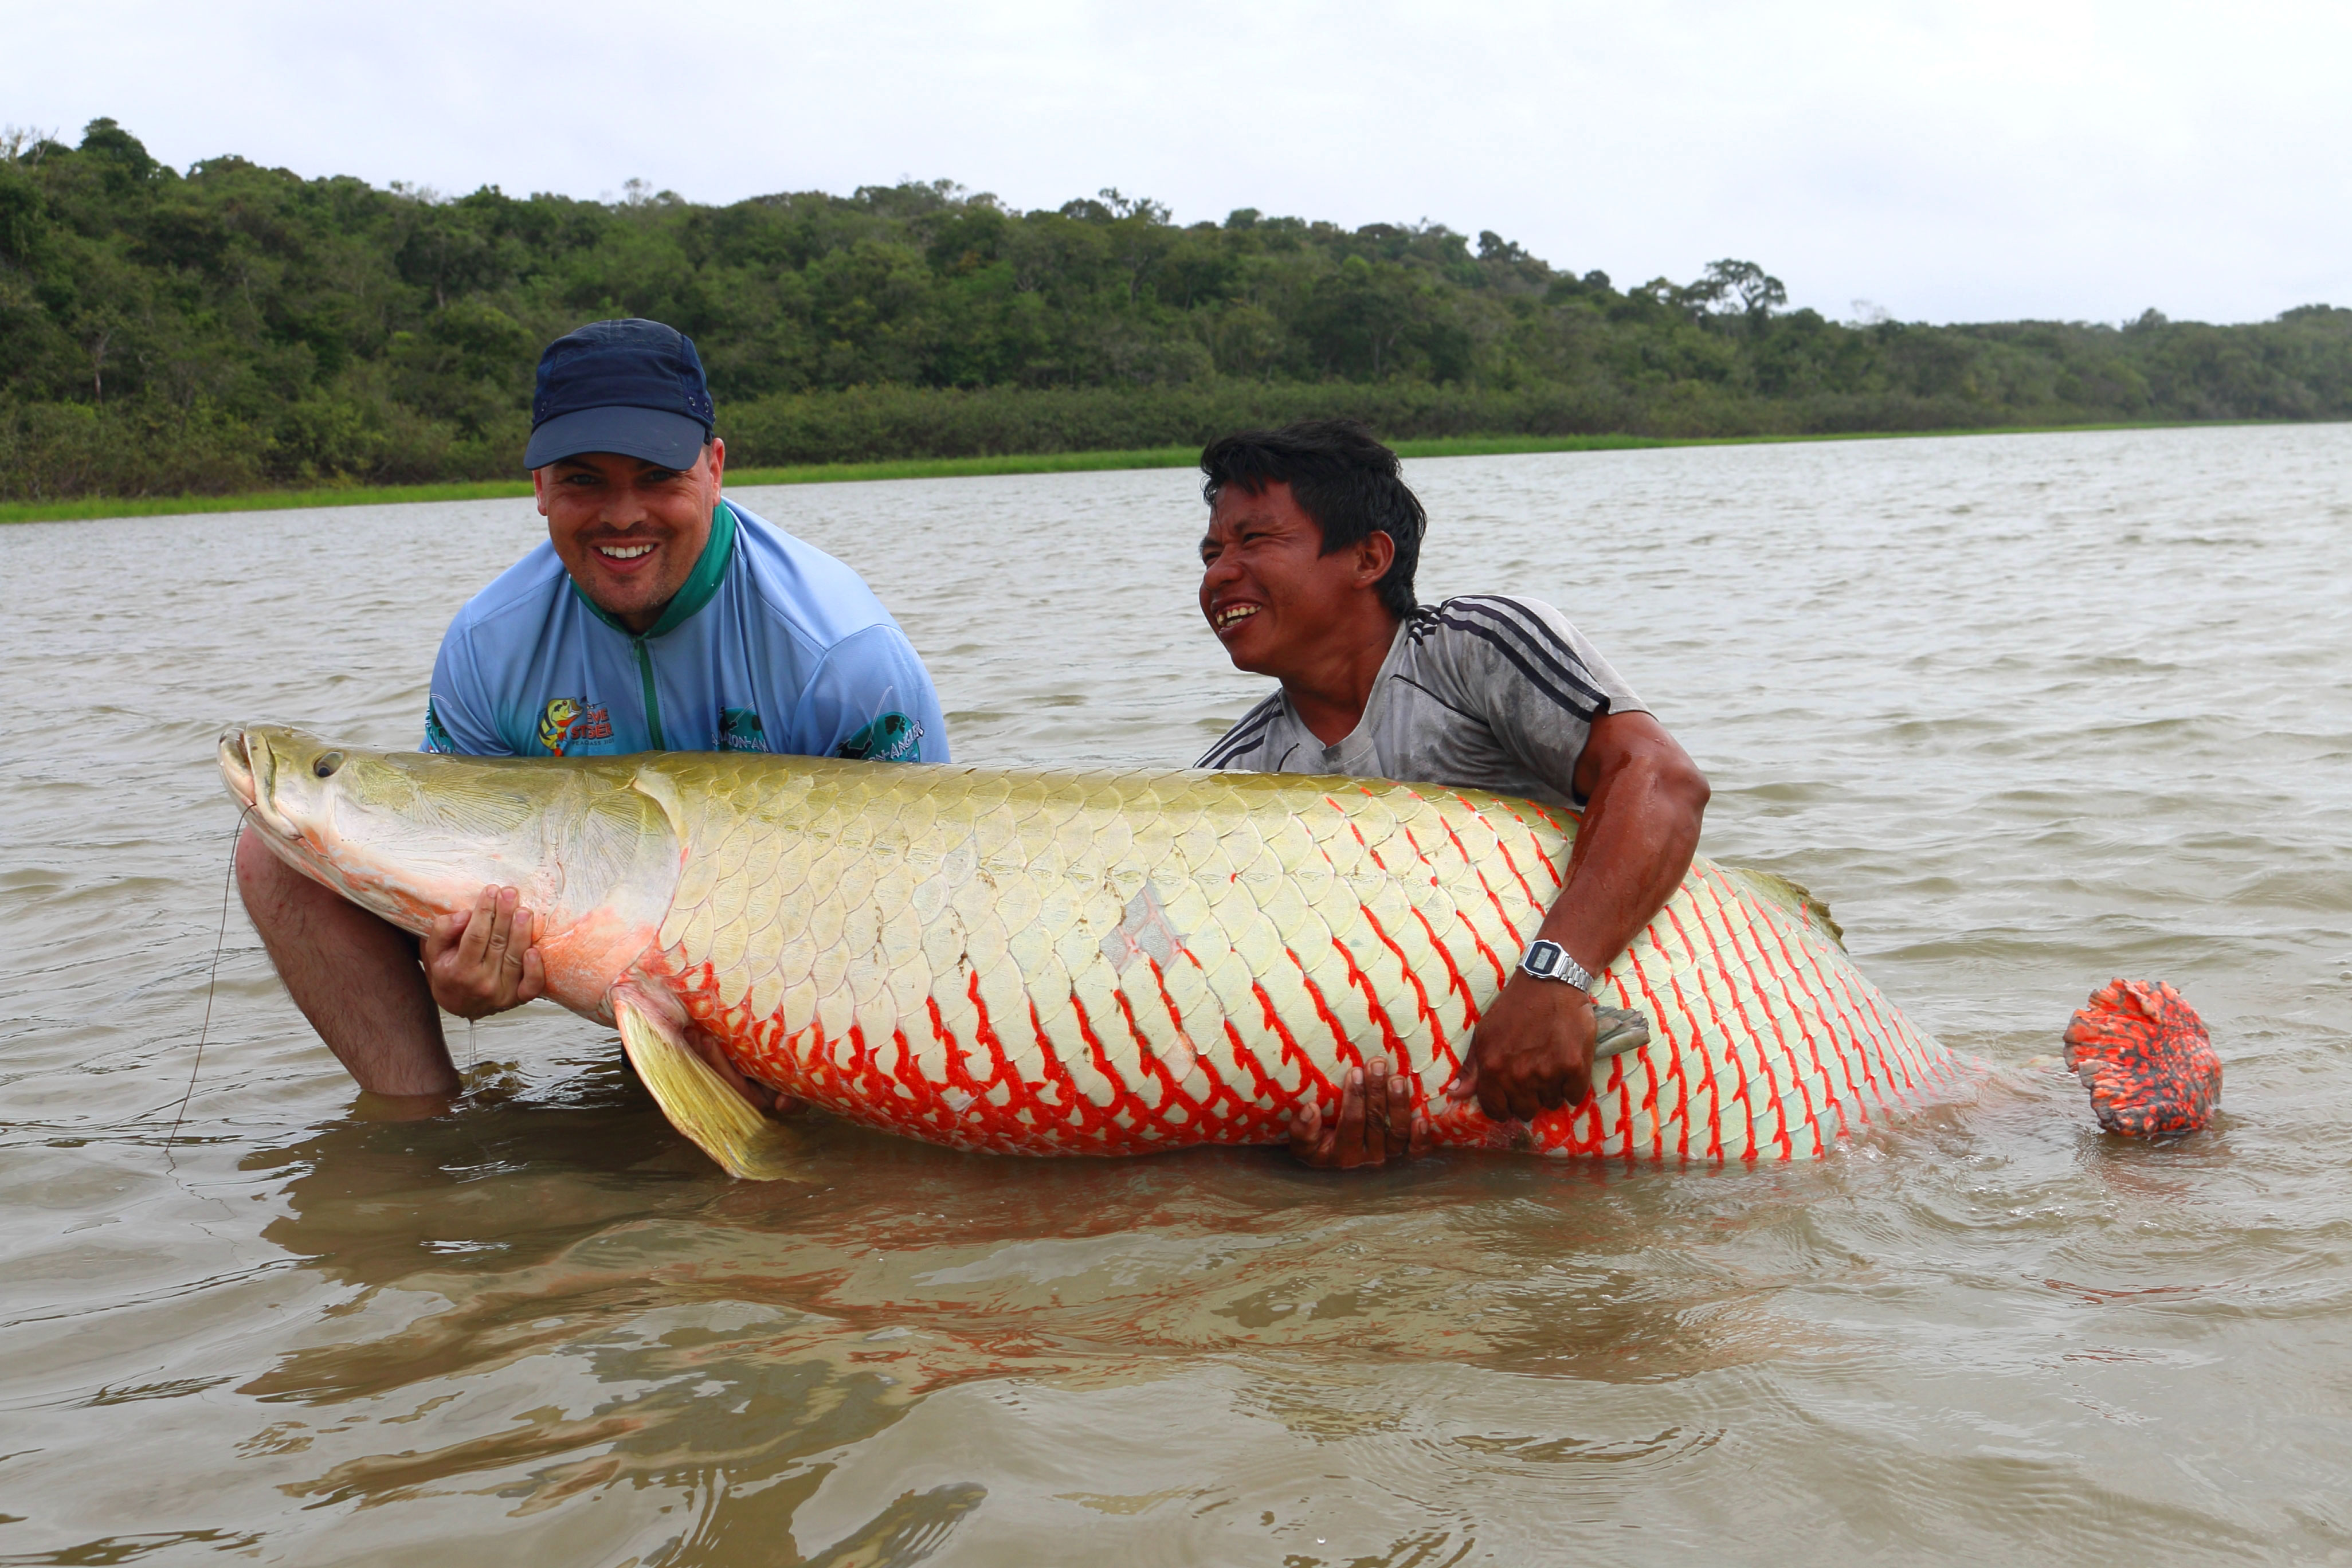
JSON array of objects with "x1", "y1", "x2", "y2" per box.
[{"x1": 0, "y1": 420, "x2": 2276, "y2": 526}]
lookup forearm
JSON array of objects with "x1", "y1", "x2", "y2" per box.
[
  {"x1": 1457, "y1": 712, "x2": 1706, "y2": 1119},
  {"x1": 1540, "y1": 751, "x2": 1707, "y2": 978}
]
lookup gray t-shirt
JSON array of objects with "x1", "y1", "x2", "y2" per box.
[{"x1": 1194, "y1": 595, "x2": 1647, "y2": 809}]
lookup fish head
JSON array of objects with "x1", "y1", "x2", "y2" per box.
[{"x1": 221, "y1": 726, "x2": 680, "y2": 1012}]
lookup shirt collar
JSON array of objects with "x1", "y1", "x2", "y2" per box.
[{"x1": 1292, "y1": 616, "x2": 1414, "y2": 762}]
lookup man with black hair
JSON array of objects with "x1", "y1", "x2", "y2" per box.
[{"x1": 1194, "y1": 419, "x2": 1710, "y2": 1169}]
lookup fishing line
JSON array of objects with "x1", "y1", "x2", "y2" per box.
[{"x1": 168, "y1": 807, "x2": 250, "y2": 1162}]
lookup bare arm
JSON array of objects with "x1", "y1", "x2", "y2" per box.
[
  {"x1": 1450, "y1": 709, "x2": 1710, "y2": 1119},
  {"x1": 1553, "y1": 708, "x2": 1710, "y2": 995}
]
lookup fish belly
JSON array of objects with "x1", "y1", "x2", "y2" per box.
[{"x1": 628, "y1": 756, "x2": 1959, "y2": 1160}]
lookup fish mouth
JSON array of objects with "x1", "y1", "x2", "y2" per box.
[
  {"x1": 218, "y1": 727, "x2": 260, "y2": 811},
  {"x1": 218, "y1": 727, "x2": 296, "y2": 841}
]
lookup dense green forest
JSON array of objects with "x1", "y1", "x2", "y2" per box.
[{"x1": 3, "y1": 117, "x2": 2349, "y2": 500}]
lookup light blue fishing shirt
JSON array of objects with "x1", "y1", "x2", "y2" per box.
[{"x1": 422, "y1": 499, "x2": 949, "y2": 764}]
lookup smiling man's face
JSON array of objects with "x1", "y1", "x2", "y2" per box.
[
  {"x1": 1198, "y1": 479, "x2": 1395, "y2": 680},
  {"x1": 534, "y1": 440, "x2": 727, "y2": 633}
]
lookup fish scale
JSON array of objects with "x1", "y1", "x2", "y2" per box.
[{"x1": 615, "y1": 753, "x2": 1962, "y2": 1159}]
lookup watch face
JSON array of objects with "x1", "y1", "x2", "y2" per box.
[{"x1": 1524, "y1": 940, "x2": 1562, "y2": 976}]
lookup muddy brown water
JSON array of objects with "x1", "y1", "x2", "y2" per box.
[{"x1": 4, "y1": 425, "x2": 2350, "y2": 1565}]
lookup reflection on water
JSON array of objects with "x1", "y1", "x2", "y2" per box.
[{"x1": 5, "y1": 425, "x2": 2351, "y2": 1563}]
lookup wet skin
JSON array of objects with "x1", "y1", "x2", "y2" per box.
[{"x1": 1198, "y1": 480, "x2": 1710, "y2": 1169}]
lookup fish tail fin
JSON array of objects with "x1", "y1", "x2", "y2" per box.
[
  {"x1": 2061, "y1": 979, "x2": 2222, "y2": 1138},
  {"x1": 613, "y1": 988, "x2": 806, "y2": 1182}
]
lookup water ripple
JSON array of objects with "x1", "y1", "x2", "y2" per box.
[{"x1": 3, "y1": 425, "x2": 2350, "y2": 1562}]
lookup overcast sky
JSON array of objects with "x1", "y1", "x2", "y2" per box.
[{"x1": 6, "y1": 0, "x2": 2346, "y2": 325}]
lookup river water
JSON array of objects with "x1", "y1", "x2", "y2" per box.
[{"x1": 4, "y1": 424, "x2": 2349, "y2": 1565}]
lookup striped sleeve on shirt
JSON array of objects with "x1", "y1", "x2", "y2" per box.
[
  {"x1": 1404, "y1": 593, "x2": 1646, "y2": 801},
  {"x1": 1195, "y1": 691, "x2": 1285, "y2": 769},
  {"x1": 1412, "y1": 594, "x2": 1616, "y2": 722}
]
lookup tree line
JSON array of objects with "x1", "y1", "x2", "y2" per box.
[{"x1": 3, "y1": 117, "x2": 2348, "y2": 500}]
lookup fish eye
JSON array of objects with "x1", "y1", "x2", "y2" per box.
[{"x1": 313, "y1": 752, "x2": 345, "y2": 779}]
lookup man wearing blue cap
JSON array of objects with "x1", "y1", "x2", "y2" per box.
[{"x1": 235, "y1": 318, "x2": 949, "y2": 1107}]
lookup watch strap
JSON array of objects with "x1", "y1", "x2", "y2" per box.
[{"x1": 1520, "y1": 938, "x2": 1600, "y2": 993}]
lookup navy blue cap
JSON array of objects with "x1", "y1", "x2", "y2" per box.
[{"x1": 524, "y1": 317, "x2": 716, "y2": 471}]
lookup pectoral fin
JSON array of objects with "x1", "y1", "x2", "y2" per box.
[
  {"x1": 1594, "y1": 1005, "x2": 1650, "y2": 1060},
  {"x1": 611, "y1": 988, "x2": 805, "y2": 1182}
]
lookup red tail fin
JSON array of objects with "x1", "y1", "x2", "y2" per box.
[{"x1": 2061, "y1": 979, "x2": 2221, "y2": 1138}]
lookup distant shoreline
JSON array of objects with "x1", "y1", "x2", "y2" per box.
[{"x1": 0, "y1": 419, "x2": 2299, "y2": 526}]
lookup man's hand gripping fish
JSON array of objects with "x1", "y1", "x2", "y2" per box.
[{"x1": 221, "y1": 727, "x2": 2221, "y2": 1177}]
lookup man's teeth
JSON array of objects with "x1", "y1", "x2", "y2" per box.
[
  {"x1": 599, "y1": 544, "x2": 655, "y2": 560},
  {"x1": 1217, "y1": 605, "x2": 1259, "y2": 628}
]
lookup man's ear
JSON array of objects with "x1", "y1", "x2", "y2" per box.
[
  {"x1": 1356, "y1": 530, "x2": 1396, "y2": 585},
  {"x1": 531, "y1": 465, "x2": 549, "y2": 516}
]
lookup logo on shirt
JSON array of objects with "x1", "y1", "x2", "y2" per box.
[
  {"x1": 836, "y1": 712, "x2": 923, "y2": 763},
  {"x1": 718, "y1": 707, "x2": 766, "y2": 752},
  {"x1": 423, "y1": 698, "x2": 454, "y2": 755},
  {"x1": 538, "y1": 696, "x2": 612, "y2": 756}
]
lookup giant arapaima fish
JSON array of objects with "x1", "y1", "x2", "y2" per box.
[{"x1": 219, "y1": 727, "x2": 2220, "y2": 1178}]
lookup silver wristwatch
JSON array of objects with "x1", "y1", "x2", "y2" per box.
[{"x1": 1519, "y1": 939, "x2": 1600, "y2": 994}]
